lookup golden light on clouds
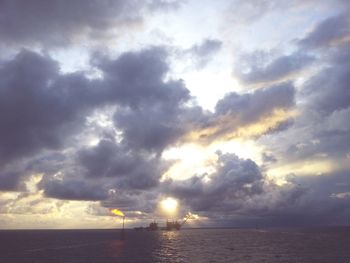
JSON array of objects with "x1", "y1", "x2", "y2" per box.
[
  {"x1": 185, "y1": 109, "x2": 298, "y2": 144},
  {"x1": 233, "y1": 109, "x2": 298, "y2": 138},
  {"x1": 162, "y1": 138, "x2": 264, "y2": 181},
  {"x1": 162, "y1": 109, "x2": 295, "y2": 182},
  {"x1": 0, "y1": 174, "x2": 120, "y2": 229},
  {"x1": 268, "y1": 159, "x2": 336, "y2": 181}
]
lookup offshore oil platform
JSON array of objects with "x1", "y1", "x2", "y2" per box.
[{"x1": 134, "y1": 215, "x2": 190, "y2": 231}]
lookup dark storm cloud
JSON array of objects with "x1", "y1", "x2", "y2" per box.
[
  {"x1": 77, "y1": 138, "x2": 168, "y2": 189},
  {"x1": 114, "y1": 105, "x2": 185, "y2": 152},
  {"x1": 40, "y1": 177, "x2": 110, "y2": 201},
  {"x1": 281, "y1": 107, "x2": 350, "y2": 162},
  {"x1": 164, "y1": 152, "x2": 350, "y2": 226},
  {"x1": 277, "y1": 171, "x2": 350, "y2": 226},
  {"x1": 0, "y1": 46, "x2": 202, "y2": 201},
  {"x1": 113, "y1": 100, "x2": 201, "y2": 152},
  {"x1": 287, "y1": 171, "x2": 350, "y2": 201},
  {"x1": 164, "y1": 152, "x2": 265, "y2": 212},
  {"x1": 328, "y1": 42, "x2": 350, "y2": 65},
  {"x1": 27, "y1": 54, "x2": 298, "y2": 203},
  {"x1": 298, "y1": 13, "x2": 350, "y2": 50},
  {"x1": 236, "y1": 52, "x2": 314, "y2": 85},
  {"x1": 0, "y1": 46, "x2": 196, "y2": 193},
  {"x1": 163, "y1": 153, "x2": 307, "y2": 220},
  {"x1": 95, "y1": 47, "x2": 190, "y2": 108},
  {"x1": 303, "y1": 56, "x2": 350, "y2": 116},
  {"x1": 0, "y1": 50, "x2": 92, "y2": 170},
  {"x1": 0, "y1": 0, "x2": 183, "y2": 46},
  {"x1": 0, "y1": 171, "x2": 22, "y2": 191},
  {"x1": 95, "y1": 47, "x2": 197, "y2": 152}
]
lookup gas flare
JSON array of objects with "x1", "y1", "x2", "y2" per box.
[{"x1": 110, "y1": 209, "x2": 125, "y2": 217}]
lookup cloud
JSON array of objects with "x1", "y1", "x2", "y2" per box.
[
  {"x1": 188, "y1": 82, "x2": 296, "y2": 143},
  {"x1": 248, "y1": 9, "x2": 350, "y2": 170},
  {"x1": 281, "y1": 171, "x2": 350, "y2": 225},
  {"x1": 298, "y1": 13, "x2": 350, "y2": 50},
  {"x1": 303, "y1": 58, "x2": 350, "y2": 116},
  {"x1": 0, "y1": 0, "x2": 183, "y2": 47},
  {"x1": 252, "y1": 15, "x2": 350, "y2": 228},
  {"x1": 95, "y1": 47, "x2": 200, "y2": 153},
  {"x1": 226, "y1": 0, "x2": 347, "y2": 27},
  {"x1": 0, "y1": 50, "x2": 92, "y2": 171},
  {"x1": 101, "y1": 190, "x2": 159, "y2": 214},
  {"x1": 16, "y1": 49, "x2": 296, "y2": 206},
  {"x1": 77, "y1": 138, "x2": 168, "y2": 190},
  {"x1": 279, "y1": 106, "x2": 350, "y2": 163},
  {"x1": 148, "y1": 0, "x2": 185, "y2": 12},
  {"x1": 0, "y1": 190, "x2": 64, "y2": 216},
  {"x1": 0, "y1": 47, "x2": 204, "y2": 200},
  {"x1": 164, "y1": 152, "x2": 307, "y2": 220},
  {"x1": 235, "y1": 51, "x2": 314, "y2": 85},
  {"x1": 40, "y1": 177, "x2": 109, "y2": 201},
  {"x1": 164, "y1": 152, "x2": 350, "y2": 226},
  {"x1": 273, "y1": 45, "x2": 350, "y2": 165},
  {"x1": 187, "y1": 39, "x2": 222, "y2": 68},
  {"x1": 225, "y1": 0, "x2": 280, "y2": 25},
  {"x1": 1, "y1": 1, "x2": 348, "y2": 227},
  {"x1": 114, "y1": 105, "x2": 186, "y2": 152},
  {"x1": 215, "y1": 82, "x2": 295, "y2": 119},
  {"x1": 0, "y1": 171, "x2": 22, "y2": 191},
  {"x1": 0, "y1": 47, "x2": 194, "y2": 191},
  {"x1": 190, "y1": 39, "x2": 222, "y2": 57},
  {"x1": 95, "y1": 47, "x2": 190, "y2": 108},
  {"x1": 164, "y1": 153, "x2": 264, "y2": 211},
  {"x1": 262, "y1": 152, "x2": 277, "y2": 164}
]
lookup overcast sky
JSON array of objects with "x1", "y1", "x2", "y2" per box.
[{"x1": 0, "y1": 0, "x2": 350, "y2": 229}]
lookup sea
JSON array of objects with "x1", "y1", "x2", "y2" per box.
[{"x1": 1, "y1": 227, "x2": 350, "y2": 263}]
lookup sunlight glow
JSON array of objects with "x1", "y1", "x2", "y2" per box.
[
  {"x1": 162, "y1": 139, "x2": 263, "y2": 181},
  {"x1": 162, "y1": 143, "x2": 217, "y2": 180},
  {"x1": 160, "y1": 197, "x2": 178, "y2": 215}
]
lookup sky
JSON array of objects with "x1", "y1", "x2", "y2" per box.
[{"x1": 0, "y1": 0, "x2": 350, "y2": 229}]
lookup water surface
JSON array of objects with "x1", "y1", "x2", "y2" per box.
[{"x1": 1, "y1": 227, "x2": 350, "y2": 262}]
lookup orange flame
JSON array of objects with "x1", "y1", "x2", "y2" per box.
[{"x1": 110, "y1": 208, "x2": 125, "y2": 217}]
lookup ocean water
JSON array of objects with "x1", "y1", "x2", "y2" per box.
[{"x1": 1, "y1": 227, "x2": 350, "y2": 263}]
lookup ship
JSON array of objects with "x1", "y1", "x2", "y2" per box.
[{"x1": 133, "y1": 221, "x2": 159, "y2": 231}]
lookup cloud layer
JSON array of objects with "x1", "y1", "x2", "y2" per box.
[{"x1": 0, "y1": 0, "x2": 350, "y2": 228}]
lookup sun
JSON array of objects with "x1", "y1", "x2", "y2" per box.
[{"x1": 160, "y1": 197, "x2": 178, "y2": 215}]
